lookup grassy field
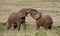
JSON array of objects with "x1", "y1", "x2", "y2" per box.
[
  {"x1": 0, "y1": 0, "x2": 60, "y2": 36},
  {"x1": 0, "y1": 23, "x2": 60, "y2": 36}
]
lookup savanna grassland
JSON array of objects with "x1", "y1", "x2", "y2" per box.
[{"x1": 0, "y1": 0, "x2": 60, "y2": 36}]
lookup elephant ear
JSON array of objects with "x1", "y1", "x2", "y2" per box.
[{"x1": 33, "y1": 13, "x2": 41, "y2": 20}]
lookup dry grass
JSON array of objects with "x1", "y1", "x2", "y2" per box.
[
  {"x1": 0, "y1": 23, "x2": 60, "y2": 36},
  {"x1": 0, "y1": 0, "x2": 60, "y2": 36}
]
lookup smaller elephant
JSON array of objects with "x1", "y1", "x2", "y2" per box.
[
  {"x1": 6, "y1": 12, "x2": 28, "y2": 31},
  {"x1": 29, "y1": 9, "x2": 53, "y2": 30}
]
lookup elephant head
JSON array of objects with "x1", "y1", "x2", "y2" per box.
[
  {"x1": 33, "y1": 13, "x2": 41, "y2": 20},
  {"x1": 19, "y1": 8, "x2": 31, "y2": 17},
  {"x1": 19, "y1": 8, "x2": 42, "y2": 20},
  {"x1": 29, "y1": 8, "x2": 41, "y2": 20}
]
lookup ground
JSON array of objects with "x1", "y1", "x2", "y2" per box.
[{"x1": 0, "y1": 0, "x2": 60, "y2": 36}]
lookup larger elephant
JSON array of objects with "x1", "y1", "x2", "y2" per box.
[{"x1": 6, "y1": 8, "x2": 30, "y2": 31}]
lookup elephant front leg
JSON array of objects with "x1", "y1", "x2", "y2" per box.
[
  {"x1": 17, "y1": 22, "x2": 21, "y2": 31},
  {"x1": 36, "y1": 24, "x2": 40, "y2": 30},
  {"x1": 43, "y1": 23, "x2": 48, "y2": 30},
  {"x1": 22, "y1": 22, "x2": 26, "y2": 30},
  {"x1": 6, "y1": 22, "x2": 12, "y2": 30}
]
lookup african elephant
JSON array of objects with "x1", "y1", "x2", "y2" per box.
[
  {"x1": 29, "y1": 9, "x2": 53, "y2": 30},
  {"x1": 6, "y1": 8, "x2": 30, "y2": 31}
]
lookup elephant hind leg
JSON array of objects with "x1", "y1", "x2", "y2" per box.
[
  {"x1": 43, "y1": 23, "x2": 49, "y2": 30},
  {"x1": 43, "y1": 26, "x2": 48, "y2": 30},
  {"x1": 6, "y1": 22, "x2": 12, "y2": 30},
  {"x1": 36, "y1": 24, "x2": 40, "y2": 30},
  {"x1": 17, "y1": 22, "x2": 21, "y2": 31}
]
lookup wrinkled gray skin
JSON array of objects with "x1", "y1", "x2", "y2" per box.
[{"x1": 6, "y1": 8, "x2": 30, "y2": 31}]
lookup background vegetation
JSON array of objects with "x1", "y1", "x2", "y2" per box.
[{"x1": 0, "y1": 0, "x2": 60, "y2": 36}]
